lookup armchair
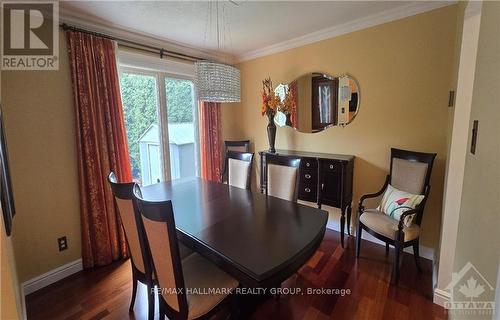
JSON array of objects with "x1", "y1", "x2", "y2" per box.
[{"x1": 356, "y1": 148, "x2": 436, "y2": 284}]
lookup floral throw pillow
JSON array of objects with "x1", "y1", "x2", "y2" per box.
[{"x1": 378, "y1": 184, "x2": 424, "y2": 227}]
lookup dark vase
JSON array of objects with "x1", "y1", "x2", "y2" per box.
[{"x1": 267, "y1": 113, "x2": 276, "y2": 153}]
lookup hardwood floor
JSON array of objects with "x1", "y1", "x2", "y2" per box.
[{"x1": 26, "y1": 229, "x2": 447, "y2": 320}]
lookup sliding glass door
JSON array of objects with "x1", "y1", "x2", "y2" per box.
[
  {"x1": 165, "y1": 77, "x2": 198, "y2": 180},
  {"x1": 119, "y1": 68, "x2": 198, "y2": 186}
]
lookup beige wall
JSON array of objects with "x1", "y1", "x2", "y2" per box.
[
  {"x1": 1, "y1": 210, "x2": 22, "y2": 320},
  {"x1": 1, "y1": 31, "x2": 82, "y2": 282},
  {"x1": 452, "y1": 1, "x2": 500, "y2": 315},
  {"x1": 222, "y1": 5, "x2": 460, "y2": 251}
]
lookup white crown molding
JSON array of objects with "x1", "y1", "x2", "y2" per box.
[
  {"x1": 236, "y1": 1, "x2": 457, "y2": 63},
  {"x1": 59, "y1": 7, "x2": 235, "y2": 64}
]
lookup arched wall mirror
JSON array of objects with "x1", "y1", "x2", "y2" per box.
[{"x1": 274, "y1": 73, "x2": 360, "y2": 133}]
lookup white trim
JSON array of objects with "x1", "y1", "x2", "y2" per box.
[
  {"x1": 20, "y1": 259, "x2": 83, "y2": 319},
  {"x1": 60, "y1": 7, "x2": 232, "y2": 64},
  {"x1": 433, "y1": 288, "x2": 451, "y2": 307},
  {"x1": 237, "y1": 1, "x2": 456, "y2": 62},
  {"x1": 435, "y1": 0, "x2": 483, "y2": 301},
  {"x1": 118, "y1": 49, "x2": 195, "y2": 78},
  {"x1": 21, "y1": 259, "x2": 83, "y2": 296}
]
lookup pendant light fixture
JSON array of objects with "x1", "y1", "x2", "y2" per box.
[{"x1": 195, "y1": 1, "x2": 241, "y2": 103}]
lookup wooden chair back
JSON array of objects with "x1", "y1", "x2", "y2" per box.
[
  {"x1": 224, "y1": 140, "x2": 250, "y2": 153},
  {"x1": 107, "y1": 172, "x2": 152, "y2": 277},
  {"x1": 133, "y1": 189, "x2": 189, "y2": 319},
  {"x1": 221, "y1": 140, "x2": 251, "y2": 183},
  {"x1": 265, "y1": 154, "x2": 301, "y2": 202},
  {"x1": 226, "y1": 151, "x2": 254, "y2": 189},
  {"x1": 389, "y1": 148, "x2": 436, "y2": 225}
]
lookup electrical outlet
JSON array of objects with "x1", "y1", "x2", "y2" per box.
[{"x1": 58, "y1": 236, "x2": 68, "y2": 251}]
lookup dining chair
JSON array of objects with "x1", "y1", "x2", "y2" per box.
[
  {"x1": 107, "y1": 172, "x2": 155, "y2": 320},
  {"x1": 221, "y1": 140, "x2": 250, "y2": 182},
  {"x1": 133, "y1": 187, "x2": 239, "y2": 320},
  {"x1": 265, "y1": 153, "x2": 301, "y2": 202},
  {"x1": 356, "y1": 148, "x2": 436, "y2": 284},
  {"x1": 224, "y1": 140, "x2": 250, "y2": 153},
  {"x1": 226, "y1": 151, "x2": 254, "y2": 189}
]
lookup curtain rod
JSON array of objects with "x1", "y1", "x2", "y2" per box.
[{"x1": 60, "y1": 23, "x2": 203, "y2": 62}]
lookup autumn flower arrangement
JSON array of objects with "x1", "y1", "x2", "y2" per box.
[
  {"x1": 261, "y1": 78, "x2": 281, "y2": 117},
  {"x1": 261, "y1": 77, "x2": 294, "y2": 117},
  {"x1": 261, "y1": 77, "x2": 295, "y2": 153}
]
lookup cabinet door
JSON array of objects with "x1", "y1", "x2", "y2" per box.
[{"x1": 321, "y1": 160, "x2": 341, "y2": 206}]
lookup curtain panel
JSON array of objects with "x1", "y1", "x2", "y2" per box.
[
  {"x1": 67, "y1": 31, "x2": 131, "y2": 268},
  {"x1": 198, "y1": 101, "x2": 222, "y2": 182}
]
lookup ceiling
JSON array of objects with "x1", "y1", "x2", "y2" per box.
[{"x1": 60, "y1": 1, "x2": 453, "y2": 61}]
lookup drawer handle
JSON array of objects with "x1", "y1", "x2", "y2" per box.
[
  {"x1": 306, "y1": 162, "x2": 311, "y2": 167},
  {"x1": 329, "y1": 164, "x2": 334, "y2": 169},
  {"x1": 304, "y1": 174, "x2": 311, "y2": 179},
  {"x1": 305, "y1": 187, "x2": 311, "y2": 193}
]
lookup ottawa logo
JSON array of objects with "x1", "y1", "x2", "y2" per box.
[{"x1": 445, "y1": 262, "x2": 495, "y2": 314}]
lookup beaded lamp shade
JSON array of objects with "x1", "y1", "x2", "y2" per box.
[{"x1": 195, "y1": 61, "x2": 241, "y2": 103}]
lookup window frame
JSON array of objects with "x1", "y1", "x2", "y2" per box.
[{"x1": 119, "y1": 63, "x2": 200, "y2": 183}]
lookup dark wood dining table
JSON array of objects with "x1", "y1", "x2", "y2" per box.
[{"x1": 141, "y1": 177, "x2": 328, "y2": 288}]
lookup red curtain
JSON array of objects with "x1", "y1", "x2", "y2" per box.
[
  {"x1": 67, "y1": 31, "x2": 131, "y2": 268},
  {"x1": 198, "y1": 101, "x2": 222, "y2": 182}
]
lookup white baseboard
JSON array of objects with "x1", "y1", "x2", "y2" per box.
[
  {"x1": 433, "y1": 288, "x2": 451, "y2": 307},
  {"x1": 20, "y1": 259, "x2": 83, "y2": 319},
  {"x1": 22, "y1": 259, "x2": 83, "y2": 296}
]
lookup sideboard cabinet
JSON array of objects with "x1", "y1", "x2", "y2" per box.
[{"x1": 259, "y1": 150, "x2": 354, "y2": 247}]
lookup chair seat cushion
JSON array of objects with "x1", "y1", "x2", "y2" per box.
[
  {"x1": 359, "y1": 209, "x2": 420, "y2": 241},
  {"x1": 182, "y1": 253, "x2": 239, "y2": 319}
]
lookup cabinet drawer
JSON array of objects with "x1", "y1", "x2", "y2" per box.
[
  {"x1": 298, "y1": 184, "x2": 317, "y2": 200},
  {"x1": 301, "y1": 158, "x2": 317, "y2": 170},
  {"x1": 300, "y1": 170, "x2": 317, "y2": 184}
]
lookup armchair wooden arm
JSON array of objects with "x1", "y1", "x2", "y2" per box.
[
  {"x1": 396, "y1": 207, "x2": 419, "y2": 231},
  {"x1": 397, "y1": 185, "x2": 431, "y2": 230},
  {"x1": 358, "y1": 175, "x2": 390, "y2": 213}
]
